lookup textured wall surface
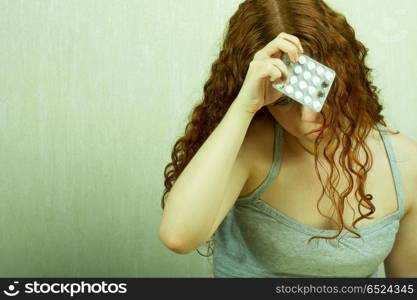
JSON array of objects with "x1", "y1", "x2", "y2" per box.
[{"x1": 0, "y1": 0, "x2": 415, "y2": 277}]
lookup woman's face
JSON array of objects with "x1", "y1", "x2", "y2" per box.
[{"x1": 267, "y1": 93, "x2": 328, "y2": 152}]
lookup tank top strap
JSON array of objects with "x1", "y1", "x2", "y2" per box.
[
  {"x1": 237, "y1": 120, "x2": 283, "y2": 202},
  {"x1": 375, "y1": 123, "x2": 405, "y2": 219}
]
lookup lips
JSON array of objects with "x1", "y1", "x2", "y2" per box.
[{"x1": 306, "y1": 128, "x2": 321, "y2": 135}]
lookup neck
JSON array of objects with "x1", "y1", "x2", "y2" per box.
[{"x1": 284, "y1": 129, "x2": 336, "y2": 160}]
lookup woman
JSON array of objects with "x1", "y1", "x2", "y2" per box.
[{"x1": 159, "y1": 0, "x2": 417, "y2": 278}]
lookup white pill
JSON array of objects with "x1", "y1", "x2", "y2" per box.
[
  {"x1": 325, "y1": 71, "x2": 333, "y2": 80},
  {"x1": 316, "y1": 66, "x2": 324, "y2": 75},
  {"x1": 285, "y1": 85, "x2": 294, "y2": 94},
  {"x1": 304, "y1": 96, "x2": 312, "y2": 104},
  {"x1": 294, "y1": 66, "x2": 303, "y2": 74},
  {"x1": 312, "y1": 76, "x2": 321, "y2": 85},
  {"x1": 313, "y1": 101, "x2": 321, "y2": 110},
  {"x1": 303, "y1": 71, "x2": 312, "y2": 80},
  {"x1": 298, "y1": 56, "x2": 307, "y2": 64},
  {"x1": 308, "y1": 62, "x2": 316, "y2": 70},
  {"x1": 299, "y1": 81, "x2": 307, "y2": 89},
  {"x1": 295, "y1": 91, "x2": 303, "y2": 99},
  {"x1": 290, "y1": 76, "x2": 298, "y2": 84},
  {"x1": 308, "y1": 86, "x2": 316, "y2": 95}
]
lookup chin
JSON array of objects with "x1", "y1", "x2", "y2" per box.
[{"x1": 306, "y1": 128, "x2": 329, "y2": 140}]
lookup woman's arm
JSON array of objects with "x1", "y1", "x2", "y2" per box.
[{"x1": 159, "y1": 101, "x2": 254, "y2": 254}]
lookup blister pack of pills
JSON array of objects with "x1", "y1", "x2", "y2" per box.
[{"x1": 272, "y1": 54, "x2": 336, "y2": 112}]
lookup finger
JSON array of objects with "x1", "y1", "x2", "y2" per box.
[
  {"x1": 269, "y1": 58, "x2": 289, "y2": 82},
  {"x1": 278, "y1": 32, "x2": 304, "y2": 53},
  {"x1": 255, "y1": 35, "x2": 301, "y2": 63},
  {"x1": 268, "y1": 64, "x2": 282, "y2": 82}
]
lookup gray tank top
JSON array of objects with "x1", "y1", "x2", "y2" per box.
[{"x1": 213, "y1": 121, "x2": 405, "y2": 278}]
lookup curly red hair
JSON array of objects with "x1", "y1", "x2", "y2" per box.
[{"x1": 161, "y1": 0, "x2": 399, "y2": 257}]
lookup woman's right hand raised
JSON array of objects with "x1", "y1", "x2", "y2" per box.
[{"x1": 234, "y1": 32, "x2": 304, "y2": 114}]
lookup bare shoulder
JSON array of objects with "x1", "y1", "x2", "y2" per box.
[
  {"x1": 380, "y1": 125, "x2": 417, "y2": 163},
  {"x1": 379, "y1": 125, "x2": 417, "y2": 214}
]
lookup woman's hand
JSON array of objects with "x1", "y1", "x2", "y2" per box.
[{"x1": 234, "y1": 32, "x2": 304, "y2": 114}]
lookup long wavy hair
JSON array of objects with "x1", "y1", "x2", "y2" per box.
[{"x1": 161, "y1": 0, "x2": 399, "y2": 258}]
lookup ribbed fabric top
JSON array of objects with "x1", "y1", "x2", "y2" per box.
[{"x1": 213, "y1": 121, "x2": 405, "y2": 278}]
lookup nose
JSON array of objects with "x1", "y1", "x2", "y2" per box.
[{"x1": 299, "y1": 104, "x2": 322, "y2": 122}]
